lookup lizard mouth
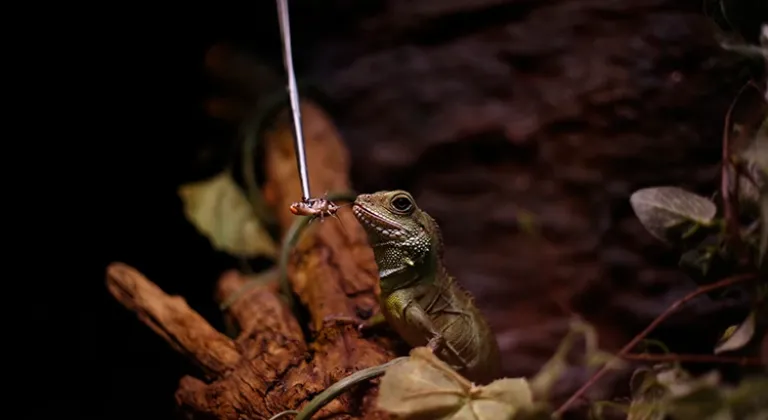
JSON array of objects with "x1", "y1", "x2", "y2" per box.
[{"x1": 352, "y1": 204, "x2": 406, "y2": 238}]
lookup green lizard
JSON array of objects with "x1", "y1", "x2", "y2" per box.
[
  {"x1": 267, "y1": 189, "x2": 501, "y2": 419},
  {"x1": 351, "y1": 189, "x2": 502, "y2": 384}
]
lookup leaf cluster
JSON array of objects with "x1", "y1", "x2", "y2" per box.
[
  {"x1": 377, "y1": 320, "x2": 621, "y2": 420},
  {"x1": 624, "y1": 364, "x2": 768, "y2": 420},
  {"x1": 629, "y1": 117, "x2": 767, "y2": 357}
]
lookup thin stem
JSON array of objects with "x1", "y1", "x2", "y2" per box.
[
  {"x1": 554, "y1": 273, "x2": 756, "y2": 417},
  {"x1": 270, "y1": 357, "x2": 408, "y2": 420}
]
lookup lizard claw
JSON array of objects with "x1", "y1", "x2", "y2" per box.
[
  {"x1": 426, "y1": 335, "x2": 445, "y2": 353},
  {"x1": 427, "y1": 335, "x2": 469, "y2": 369}
]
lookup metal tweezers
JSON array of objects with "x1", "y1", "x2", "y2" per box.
[{"x1": 276, "y1": 0, "x2": 312, "y2": 201}]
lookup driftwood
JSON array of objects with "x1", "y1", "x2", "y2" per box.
[{"x1": 106, "y1": 101, "x2": 397, "y2": 419}]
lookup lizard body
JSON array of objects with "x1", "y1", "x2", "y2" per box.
[
  {"x1": 265, "y1": 189, "x2": 500, "y2": 419},
  {"x1": 352, "y1": 190, "x2": 501, "y2": 384}
]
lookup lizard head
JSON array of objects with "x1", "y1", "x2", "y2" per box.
[{"x1": 352, "y1": 190, "x2": 440, "y2": 280}]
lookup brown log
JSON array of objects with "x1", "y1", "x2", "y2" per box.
[
  {"x1": 106, "y1": 100, "x2": 397, "y2": 419},
  {"x1": 106, "y1": 263, "x2": 240, "y2": 379}
]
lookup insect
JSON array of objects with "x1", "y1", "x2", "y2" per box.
[{"x1": 289, "y1": 195, "x2": 343, "y2": 222}]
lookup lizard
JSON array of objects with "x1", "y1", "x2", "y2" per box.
[
  {"x1": 266, "y1": 189, "x2": 501, "y2": 420},
  {"x1": 350, "y1": 189, "x2": 502, "y2": 384}
]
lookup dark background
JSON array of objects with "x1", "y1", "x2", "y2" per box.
[
  {"x1": 78, "y1": 1, "x2": 765, "y2": 419},
  {"x1": 83, "y1": 9, "x2": 284, "y2": 419}
]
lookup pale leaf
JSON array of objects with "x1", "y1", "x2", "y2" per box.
[
  {"x1": 476, "y1": 378, "x2": 533, "y2": 410},
  {"x1": 630, "y1": 186, "x2": 717, "y2": 243},
  {"x1": 178, "y1": 171, "x2": 277, "y2": 258},
  {"x1": 714, "y1": 310, "x2": 756, "y2": 354},
  {"x1": 377, "y1": 347, "x2": 533, "y2": 420}
]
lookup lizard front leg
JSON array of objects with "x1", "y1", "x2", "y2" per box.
[{"x1": 402, "y1": 302, "x2": 471, "y2": 371}]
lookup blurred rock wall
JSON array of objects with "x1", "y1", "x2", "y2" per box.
[{"x1": 288, "y1": 0, "x2": 753, "y2": 400}]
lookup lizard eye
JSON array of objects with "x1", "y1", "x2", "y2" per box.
[{"x1": 391, "y1": 195, "x2": 413, "y2": 213}]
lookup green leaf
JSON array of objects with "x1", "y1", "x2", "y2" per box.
[
  {"x1": 714, "y1": 310, "x2": 757, "y2": 354},
  {"x1": 177, "y1": 171, "x2": 278, "y2": 258},
  {"x1": 627, "y1": 367, "x2": 672, "y2": 420},
  {"x1": 626, "y1": 362, "x2": 768, "y2": 420},
  {"x1": 630, "y1": 187, "x2": 717, "y2": 244},
  {"x1": 377, "y1": 347, "x2": 534, "y2": 420}
]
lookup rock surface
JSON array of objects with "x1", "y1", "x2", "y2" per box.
[{"x1": 283, "y1": 0, "x2": 752, "y2": 402}]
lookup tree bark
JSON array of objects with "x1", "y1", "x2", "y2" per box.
[{"x1": 106, "y1": 101, "x2": 396, "y2": 419}]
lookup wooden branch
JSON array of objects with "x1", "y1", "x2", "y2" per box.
[
  {"x1": 106, "y1": 263, "x2": 240, "y2": 378},
  {"x1": 261, "y1": 103, "x2": 383, "y2": 332},
  {"x1": 106, "y1": 99, "x2": 396, "y2": 419}
]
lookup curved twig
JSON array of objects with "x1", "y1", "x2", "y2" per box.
[
  {"x1": 554, "y1": 273, "x2": 757, "y2": 417},
  {"x1": 269, "y1": 357, "x2": 408, "y2": 420}
]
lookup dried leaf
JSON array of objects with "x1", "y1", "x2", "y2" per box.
[
  {"x1": 714, "y1": 310, "x2": 757, "y2": 354},
  {"x1": 630, "y1": 187, "x2": 717, "y2": 244},
  {"x1": 377, "y1": 347, "x2": 533, "y2": 420},
  {"x1": 178, "y1": 171, "x2": 277, "y2": 258}
]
